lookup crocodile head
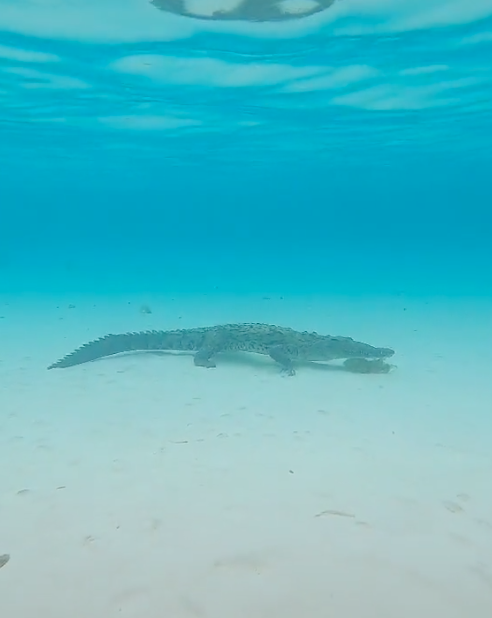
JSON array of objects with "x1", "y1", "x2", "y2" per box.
[
  {"x1": 300, "y1": 336, "x2": 395, "y2": 362},
  {"x1": 344, "y1": 338, "x2": 395, "y2": 360}
]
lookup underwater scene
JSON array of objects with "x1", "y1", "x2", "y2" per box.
[{"x1": 1, "y1": 0, "x2": 492, "y2": 616}]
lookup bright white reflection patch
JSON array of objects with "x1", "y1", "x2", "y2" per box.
[
  {"x1": 0, "y1": 44, "x2": 59, "y2": 63},
  {"x1": 279, "y1": 0, "x2": 320, "y2": 15},
  {"x1": 184, "y1": 0, "x2": 243, "y2": 18}
]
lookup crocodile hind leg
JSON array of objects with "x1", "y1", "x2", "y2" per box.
[
  {"x1": 268, "y1": 345, "x2": 296, "y2": 376},
  {"x1": 193, "y1": 331, "x2": 227, "y2": 369}
]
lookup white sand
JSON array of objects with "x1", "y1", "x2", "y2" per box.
[{"x1": 1, "y1": 293, "x2": 492, "y2": 617}]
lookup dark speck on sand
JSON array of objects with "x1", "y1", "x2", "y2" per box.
[{"x1": 0, "y1": 554, "x2": 10, "y2": 569}]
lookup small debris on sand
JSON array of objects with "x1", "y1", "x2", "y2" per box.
[
  {"x1": 315, "y1": 509, "x2": 355, "y2": 519},
  {"x1": 0, "y1": 554, "x2": 10, "y2": 569}
]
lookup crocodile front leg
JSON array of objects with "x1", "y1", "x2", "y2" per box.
[
  {"x1": 194, "y1": 347, "x2": 218, "y2": 368},
  {"x1": 268, "y1": 345, "x2": 296, "y2": 376}
]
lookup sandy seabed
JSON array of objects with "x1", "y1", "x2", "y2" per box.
[{"x1": 1, "y1": 292, "x2": 492, "y2": 617}]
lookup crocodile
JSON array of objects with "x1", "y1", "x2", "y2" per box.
[{"x1": 47, "y1": 323, "x2": 394, "y2": 376}]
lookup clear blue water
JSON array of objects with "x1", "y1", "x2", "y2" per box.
[
  {"x1": 1, "y1": 2, "x2": 492, "y2": 297},
  {"x1": 2, "y1": 2, "x2": 492, "y2": 615}
]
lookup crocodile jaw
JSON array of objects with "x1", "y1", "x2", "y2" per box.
[
  {"x1": 305, "y1": 341, "x2": 395, "y2": 362},
  {"x1": 351, "y1": 345, "x2": 395, "y2": 360}
]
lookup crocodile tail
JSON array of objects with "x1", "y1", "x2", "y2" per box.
[{"x1": 47, "y1": 331, "x2": 170, "y2": 369}]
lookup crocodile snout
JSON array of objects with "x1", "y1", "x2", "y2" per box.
[{"x1": 377, "y1": 347, "x2": 395, "y2": 358}]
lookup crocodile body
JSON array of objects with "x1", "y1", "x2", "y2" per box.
[{"x1": 48, "y1": 323, "x2": 394, "y2": 375}]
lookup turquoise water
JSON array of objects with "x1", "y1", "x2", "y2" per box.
[
  {"x1": 1, "y1": 2, "x2": 492, "y2": 616},
  {"x1": 1, "y1": 3, "x2": 492, "y2": 297}
]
